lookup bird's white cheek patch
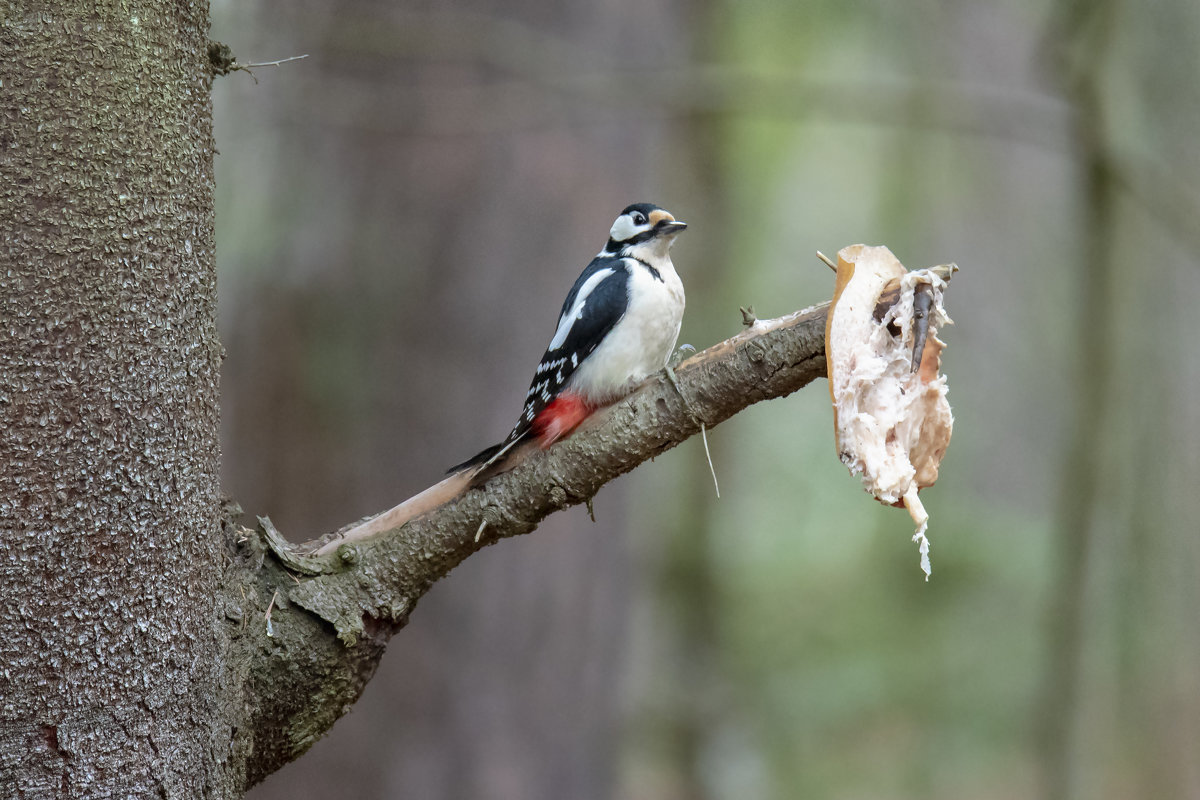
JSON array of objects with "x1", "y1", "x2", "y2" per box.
[
  {"x1": 825, "y1": 245, "x2": 956, "y2": 580},
  {"x1": 609, "y1": 214, "x2": 638, "y2": 242}
]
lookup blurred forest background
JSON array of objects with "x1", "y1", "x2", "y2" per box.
[{"x1": 211, "y1": 0, "x2": 1200, "y2": 798}]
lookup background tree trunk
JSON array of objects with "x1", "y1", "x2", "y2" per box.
[{"x1": 0, "y1": 2, "x2": 231, "y2": 796}]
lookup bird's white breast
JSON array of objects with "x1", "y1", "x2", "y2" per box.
[{"x1": 568, "y1": 257, "x2": 685, "y2": 403}]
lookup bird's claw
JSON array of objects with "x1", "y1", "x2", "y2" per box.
[
  {"x1": 668, "y1": 343, "x2": 696, "y2": 369},
  {"x1": 662, "y1": 363, "x2": 702, "y2": 426}
]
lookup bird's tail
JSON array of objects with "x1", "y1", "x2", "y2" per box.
[
  {"x1": 446, "y1": 441, "x2": 506, "y2": 475},
  {"x1": 445, "y1": 428, "x2": 533, "y2": 484}
]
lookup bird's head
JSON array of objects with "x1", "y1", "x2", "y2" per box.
[{"x1": 603, "y1": 203, "x2": 687, "y2": 259}]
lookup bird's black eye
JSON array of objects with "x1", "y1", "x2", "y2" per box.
[{"x1": 631, "y1": 212, "x2": 647, "y2": 226}]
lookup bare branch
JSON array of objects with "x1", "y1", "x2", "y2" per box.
[
  {"x1": 242, "y1": 54, "x2": 310, "y2": 69},
  {"x1": 262, "y1": 302, "x2": 829, "y2": 645},
  {"x1": 207, "y1": 41, "x2": 309, "y2": 83},
  {"x1": 229, "y1": 301, "x2": 828, "y2": 781}
]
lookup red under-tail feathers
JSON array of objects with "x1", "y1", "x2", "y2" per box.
[
  {"x1": 447, "y1": 392, "x2": 596, "y2": 480},
  {"x1": 532, "y1": 392, "x2": 594, "y2": 447}
]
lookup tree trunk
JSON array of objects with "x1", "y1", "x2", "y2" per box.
[
  {"x1": 0, "y1": 3, "x2": 835, "y2": 797},
  {"x1": 0, "y1": 1, "x2": 229, "y2": 796}
]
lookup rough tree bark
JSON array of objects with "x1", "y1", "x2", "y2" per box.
[
  {"x1": 0, "y1": 1, "x2": 229, "y2": 796},
  {"x1": 0, "y1": 2, "x2": 829, "y2": 797}
]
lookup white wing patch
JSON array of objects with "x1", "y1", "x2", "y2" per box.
[{"x1": 549, "y1": 267, "x2": 614, "y2": 350}]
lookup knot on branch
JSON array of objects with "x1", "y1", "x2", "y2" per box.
[
  {"x1": 207, "y1": 41, "x2": 237, "y2": 75},
  {"x1": 543, "y1": 481, "x2": 569, "y2": 509}
]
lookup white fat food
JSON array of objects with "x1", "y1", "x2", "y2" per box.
[{"x1": 828, "y1": 246, "x2": 953, "y2": 580}]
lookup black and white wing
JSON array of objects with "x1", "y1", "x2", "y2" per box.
[
  {"x1": 448, "y1": 257, "x2": 630, "y2": 472},
  {"x1": 510, "y1": 258, "x2": 631, "y2": 438}
]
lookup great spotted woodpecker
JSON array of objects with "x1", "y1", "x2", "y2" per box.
[{"x1": 450, "y1": 203, "x2": 687, "y2": 477}]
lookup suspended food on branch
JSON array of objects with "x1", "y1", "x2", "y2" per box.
[{"x1": 824, "y1": 245, "x2": 957, "y2": 579}]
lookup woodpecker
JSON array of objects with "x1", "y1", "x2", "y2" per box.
[{"x1": 450, "y1": 203, "x2": 687, "y2": 477}]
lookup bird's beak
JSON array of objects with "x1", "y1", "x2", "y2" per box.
[{"x1": 648, "y1": 209, "x2": 687, "y2": 236}]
